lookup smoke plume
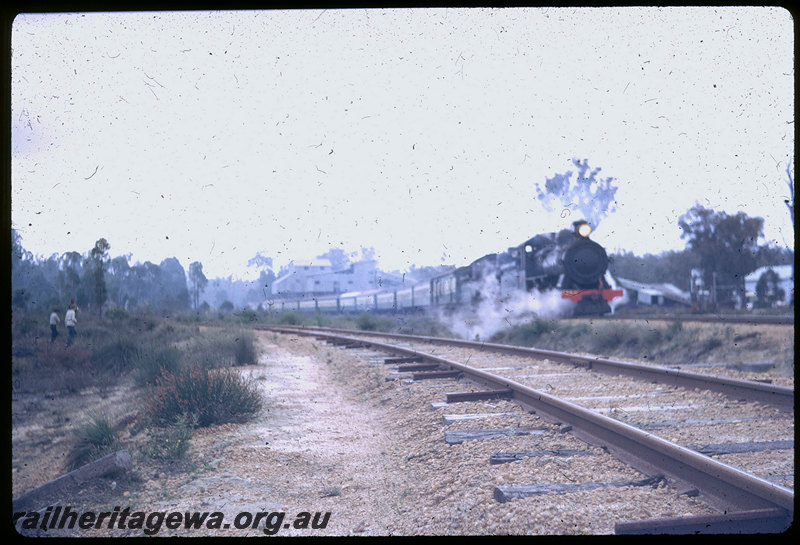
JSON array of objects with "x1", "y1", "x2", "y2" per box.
[{"x1": 439, "y1": 274, "x2": 574, "y2": 341}]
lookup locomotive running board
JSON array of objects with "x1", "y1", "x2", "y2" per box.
[{"x1": 561, "y1": 288, "x2": 624, "y2": 302}]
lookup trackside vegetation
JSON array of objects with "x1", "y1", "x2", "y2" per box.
[{"x1": 11, "y1": 308, "x2": 264, "y2": 472}]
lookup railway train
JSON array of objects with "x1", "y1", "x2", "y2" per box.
[{"x1": 272, "y1": 220, "x2": 624, "y2": 317}]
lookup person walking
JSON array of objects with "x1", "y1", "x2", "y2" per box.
[
  {"x1": 49, "y1": 309, "x2": 60, "y2": 343},
  {"x1": 65, "y1": 303, "x2": 77, "y2": 346}
]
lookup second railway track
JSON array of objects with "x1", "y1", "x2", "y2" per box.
[{"x1": 263, "y1": 325, "x2": 793, "y2": 533}]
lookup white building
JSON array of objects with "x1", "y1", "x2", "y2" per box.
[
  {"x1": 271, "y1": 259, "x2": 333, "y2": 296},
  {"x1": 744, "y1": 265, "x2": 794, "y2": 307},
  {"x1": 271, "y1": 259, "x2": 398, "y2": 298},
  {"x1": 615, "y1": 277, "x2": 692, "y2": 307}
]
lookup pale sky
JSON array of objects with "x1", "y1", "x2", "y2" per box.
[{"x1": 10, "y1": 7, "x2": 795, "y2": 281}]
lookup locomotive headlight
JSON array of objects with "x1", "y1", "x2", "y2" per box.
[{"x1": 577, "y1": 222, "x2": 592, "y2": 238}]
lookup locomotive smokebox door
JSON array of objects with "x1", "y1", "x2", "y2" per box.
[{"x1": 562, "y1": 239, "x2": 610, "y2": 289}]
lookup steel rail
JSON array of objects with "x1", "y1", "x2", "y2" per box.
[
  {"x1": 269, "y1": 326, "x2": 793, "y2": 525},
  {"x1": 264, "y1": 325, "x2": 794, "y2": 411},
  {"x1": 614, "y1": 507, "x2": 792, "y2": 534}
]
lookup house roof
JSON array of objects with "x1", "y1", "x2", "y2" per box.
[
  {"x1": 615, "y1": 277, "x2": 692, "y2": 305},
  {"x1": 289, "y1": 259, "x2": 332, "y2": 268},
  {"x1": 745, "y1": 265, "x2": 794, "y2": 282}
]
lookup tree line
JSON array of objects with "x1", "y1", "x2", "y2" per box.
[
  {"x1": 11, "y1": 230, "x2": 212, "y2": 316},
  {"x1": 10, "y1": 200, "x2": 794, "y2": 315},
  {"x1": 609, "y1": 204, "x2": 793, "y2": 306}
]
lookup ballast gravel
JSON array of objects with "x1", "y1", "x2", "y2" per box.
[
  {"x1": 149, "y1": 332, "x2": 722, "y2": 536},
  {"x1": 24, "y1": 331, "x2": 779, "y2": 536}
]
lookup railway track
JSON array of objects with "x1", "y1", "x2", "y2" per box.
[
  {"x1": 595, "y1": 313, "x2": 794, "y2": 326},
  {"x1": 262, "y1": 325, "x2": 793, "y2": 534}
]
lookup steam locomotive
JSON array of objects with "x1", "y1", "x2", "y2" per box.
[
  {"x1": 512, "y1": 220, "x2": 624, "y2": 315},
  {"x1": 273, "y1": 220, "x2": 623, "y2": 317}
]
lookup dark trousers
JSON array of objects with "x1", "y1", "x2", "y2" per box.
[
  {"x1": 67, "y1": 326, "x2": 77, "y2": 346},
  {"x1": 51, "y1": 324, "x2": 59, "y2": 343}
]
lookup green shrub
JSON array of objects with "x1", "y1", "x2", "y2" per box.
[
  {"x1": 35, "y1": 344, "x2": 104, "y2": 392},
  {"x1": 354, "y1": 313, "x2": 394, "y2": 332},
  {"x1": 520, "y1": 319, "x2": 553, "y2": 344},
  {"x1": 232, "y1": 330, "x2": 260, "y2": 366},
  {"x1": 134, "y1": 344, "x2": 183, "y2": 385},
  {"x1": 12, "y1": 314, "x2": 43, "y2": 339},
  {"x1": 567, "y1": 322, "x2": 591, "y2": 339},
  {"x1": 105, "y1": 306, "x2": 130, "y2": 322},
  {"x1": 90, "y1": 334, "x2": 140, "y2": 373},
  {"x1": 664, "y1": 320, "x2": 683, "y2": 341},
  {"x1": 129, "y1": 315, "x2": 160, "y2": 333},
  {"x1": 355, "y1": 313, "x2": 378, "y2": 331},
  {"x1": 184, "y1": 337, "x2": 234, "y2": 369},
  {"x1": 314, "y1": 313, "x2": 330, "y2": 327},
  {"x1": 145, "y1": 366, "x2": 262, "y2": 428},
  {"x1": 492, "y1": 319, "x2": 553, "y2": 346},
  {"x1": 175, "y1": 312, "x2": 202, "y2": 323},
  {"x1": 140, "y1": 413, "x2": 197, "y2": 460},
  {"x1": 235, "y1": 308, "x2": 259, "y2": 323},
  {"x1": 72, "y1": 321, "x2": 116, "y2": 344},
  {"x1": 277, "y1": 312, "x2": 302, "y2": 325},
  {"x1": 65, "y1": 412, "x2": 117, "y2": 471},
  {"x1": 639, "y1": 327, "x2": 663, "y2": 347},
  {"x1": 195, "y1": 345, "x2": 235, "y2": 369},
  {"x1": 183, "y1": 329, "x2": 260, "y2": 368},
  {"x1": 590, "y1": 324, "x2": 629, "y2": 352}
]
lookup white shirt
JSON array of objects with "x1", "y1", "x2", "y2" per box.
[{"x1": 65, "y1": 309, "x2": 77, "y2": 327}]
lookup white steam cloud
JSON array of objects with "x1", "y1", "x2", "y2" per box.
[{"x1": 438, "y1": 274, "x2": 575, "y2": 341}]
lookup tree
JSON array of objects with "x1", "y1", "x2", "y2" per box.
[
  {"x1": 247, "y1": 252, "x2": 273, "y2": 271},
  {"x1": 108, "y1": 255, "x2": 132, "y2": 307},
  {"x1": 247, "y1": 252, "x2": 277, "y2": 302},
  {"x1": 678, "y1": 204, "x2": 763, "y2": 307},
  {"x1": 317, "y1": 248, "x2": 350, "y2": 270},
  {"x1": 609, "y1": 249, "x2": 700, "y2": 291},
  {"x1": 12, "y1": 288, "x2": 31, "y2": 310},
  {"x1": 535, "y1": 158, "x2": 619, "y2": 228},
  {"x1": 189, "y1": 261, "x2": 208, "y2": 311},
  {"x1": 90, "y1": 238, "x2": 111, "y2": 317},
  {"x1": 11, "y1": 229, "x2": 36, "y2": 309},
  {"x1": 755, "y1": 269, "x2": 785, "y2": 309},
  {"x1": 59, "y1": 251, "x2": 83, "y2": 303},
  {"x1": 11, "y1": 229, "x2": 31, "y2": 262},
  {"x1": 360, "y1": 246, "x2": 376, "y2": 262},
  {"x1": 158, "y1": 258, "x2": 191, "y2": 312},
  {"x1": 11, "y1": 231, "x2": 62, "y2": 310},
  {"x1": 754, "y1": 244, "x2": 794, "y2": 268},
  {"x1": 317, "y1": 248, "x2": 349, "y2": 270},
  {"x1": 127, "y1": 261, "x2": 160, "y2": 311}
]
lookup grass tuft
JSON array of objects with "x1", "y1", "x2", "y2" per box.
[{"x1": 65, "y1": 412, "x2": 118, "y2": 471}]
